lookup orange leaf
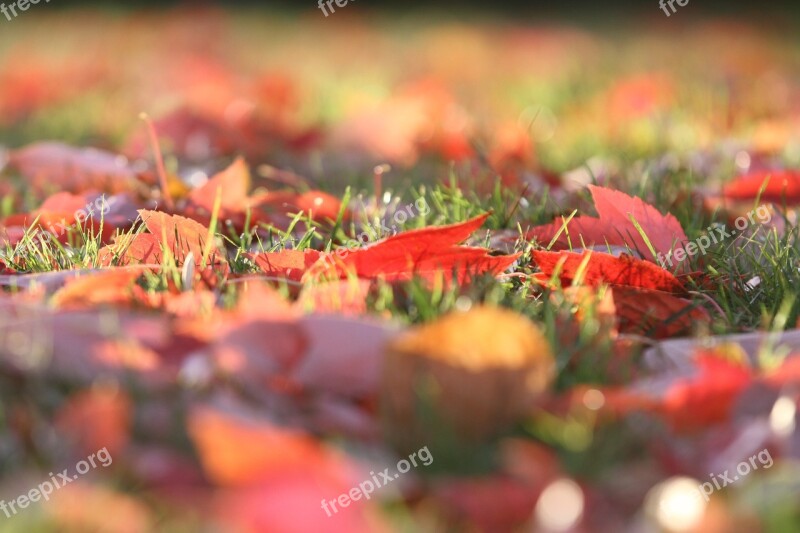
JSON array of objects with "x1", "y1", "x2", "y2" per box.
[
  {"x1": 99, "y1": 210, "x2": 225, "y2": 268},
  {"x1": 187, "y1": 407, "x2": 333, "y2": 488},
  {"x1": 187, "y1": 156, "x2": 251, "y2": 214},
  {"x1": 51, "y1": 269, "x2": 144, "y2": 308},
  {"x1": 247, "y1": 249, "x2": 323, "y2": 282}
]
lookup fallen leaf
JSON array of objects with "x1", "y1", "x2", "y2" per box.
[
  {"x1": 532, "y1": 250, "x2": 685, "y2": 293},
  {"x1": 723, "y1": 169, "x2": 800, "y2": 204},
  {"x1": 528, "y1": 185, "x2": 688, "y2": 263}
]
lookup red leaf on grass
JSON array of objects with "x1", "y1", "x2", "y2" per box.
[
  {"x1": 532, "y1": 250, "x2": 685, "y2": 293},
  {"x1": 527, "y1": 185, "x2": 688, "y2": 262},
  {"x1": 3, "y1": 192, "x2": 139, "y2": 249},
  {"x1": 723, "y1": 169, "x2": 800, "y2": 204},
  {"x1": 308, "y1": 213, "x2": 519, "y2": 283},
  {"x1": 98, "y1": 210, "x2": 225, "y2": 268}
]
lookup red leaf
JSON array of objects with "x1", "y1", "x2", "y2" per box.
[
  {"x1": 308, "y1": 213, "x2": 519, "y2": 283},
  {"x1": 532, "y1": 250, "x2": 685, "y2": 293},
  {"x1": 610, "y1": 286, "x2": 710, "y2": 339},
  {"x1": 661, "y1": 353, "x2": 753, "y2": 431},
  {"x1": 723, "y1": 169, "x2": 800, "y2": 204},
  {"x1": 527, "y1": 185, "x2": 688, "y2": 262}
]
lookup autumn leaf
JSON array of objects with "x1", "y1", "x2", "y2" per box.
[
  {"x1": 723, "y1": 169, "x2": 800, "y2": 204},
  {"x1": 308, "y1": 213, "x2": 520, "y2": 284},
  {"x1": 610, "y1": 286, "x2": 710, "y2": 339},
  {"x1": 660, "y1": 352, "x2": 753, "y2": 432},
  {"x1": 532, "y1": 250, "x2": 686, "y2": 293},
  {"x1": 527, "y1": 185, "x2": 688, "y2": 262},
  {"x1": 247, "y1": 249, "x2": 323, "y2": 282},
  {"x1": 186, "y1": 156, "x2": 251, "y2": 217},
  {"x1": 50, "y1": 268, "x2": 145, "y2": 308},
  {"x1": 98, "y1": 210, "x2": 225, "y2": 268},
  {"x1": 187, "y1": 407, "x2": 327, "y2": 487},
  {"x1": 2, "y1": 191, "x2": 135, "y2": 245}
]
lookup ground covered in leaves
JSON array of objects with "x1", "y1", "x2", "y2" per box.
[{"x1": 1, "y1": 6, "x2": 800, "y2": 533}]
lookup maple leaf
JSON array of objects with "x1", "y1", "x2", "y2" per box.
[
  {"x1": 527, "y1": 185, "x2": 688, "y2": 263},
  {"x1": 534, "y1": 252, "x2": 708, "y2": 339}
]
